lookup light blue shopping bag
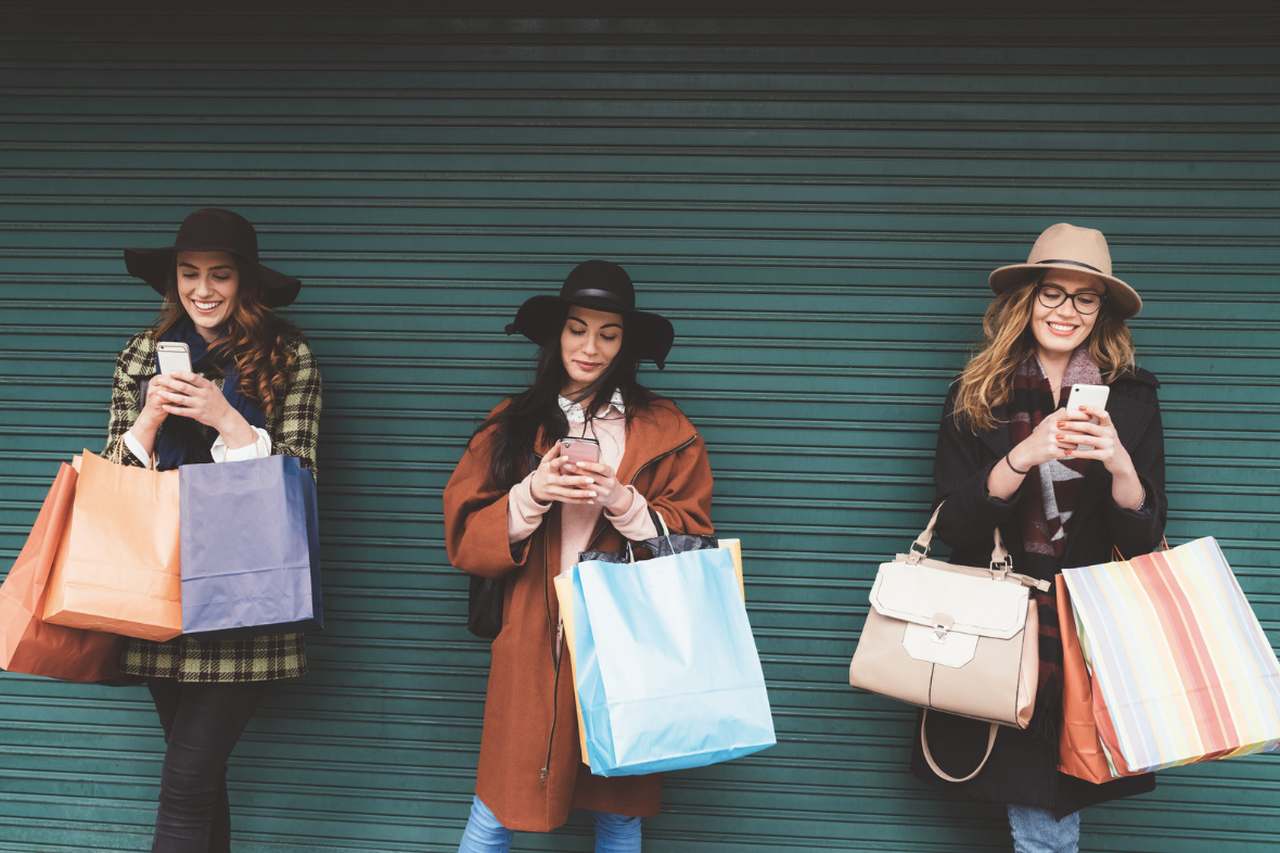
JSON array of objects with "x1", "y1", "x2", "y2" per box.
[{"x1": 569, "y1": 542, "x2": 776, "y2": 777}]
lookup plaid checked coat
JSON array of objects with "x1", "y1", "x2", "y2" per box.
[{"x1": 104, "y1": 329, "x2": 323, "y2": 683}]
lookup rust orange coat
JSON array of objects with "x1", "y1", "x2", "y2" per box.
[{"x1": 443, "y1": 397, "x2": 715, "y2": 832}]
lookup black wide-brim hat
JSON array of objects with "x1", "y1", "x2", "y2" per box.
[
  {"x1": 506, "y1": 260, "x2": 675, "y2": 369},
  {"x1": 123, "y1": 207, "x2": 301, "y2": 308}
]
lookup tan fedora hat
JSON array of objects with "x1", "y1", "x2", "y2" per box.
[{"x1": 989, "y1": 222, "x2": 1142, "y2": 318}]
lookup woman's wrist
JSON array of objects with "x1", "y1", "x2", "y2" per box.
[
  {"x1": 215, "y1": 408, "x2": 257, "y2": 450},
  {"x1": 605, "y1": 485, "x2": 636, "y2": 516},
  {"x1": 131, "y1": 412, "x2": 163, "y2": 444},
  {"x1": 1006, "y1": 442, "x2": 1033, "y2": 475},
  {"x1": 1110, "y1": 464, "x2": 1146, "y2": 510}
]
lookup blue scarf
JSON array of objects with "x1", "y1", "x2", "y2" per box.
[{"x1": 153, "y1": 319, "x2": 267, "y2": 471}]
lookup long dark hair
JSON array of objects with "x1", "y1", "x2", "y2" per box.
[{"x1": 477, "y1": 314, "x2": 658, "y2": 490}]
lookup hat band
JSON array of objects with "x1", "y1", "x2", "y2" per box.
[
  {"x1": 1035, "y1": 258, "x2": 1105, "y2": 275},
  {"x1": 570, "y1": 287, "x2": 631, "y2": 308}
]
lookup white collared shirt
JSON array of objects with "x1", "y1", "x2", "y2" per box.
[{"x1": 558, "y1": 389, "x2": 625, "y2": 425}]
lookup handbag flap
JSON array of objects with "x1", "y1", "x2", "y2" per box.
[{"x1": 869, "y1": 559, "x2": 1030, "y2": 640}]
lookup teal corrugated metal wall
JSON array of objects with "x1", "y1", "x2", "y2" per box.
[{"x1": 1, "y1": 10, "x2": 1278, "y2": 852}]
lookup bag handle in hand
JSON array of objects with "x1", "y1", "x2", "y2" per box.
[
  {"x1": 920, "y1": 710, "x2": 998, "y2": 784},
  {"x1": 623, "y1": 509, "x2": 675, "y2": 563},
  {"x1": 912, "y1": 501, "x2": 1008, "y2": 568}
]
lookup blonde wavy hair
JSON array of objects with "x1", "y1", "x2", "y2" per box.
[{"x1": 952, "y1": 278, "x2": 1136, "y2": 432}]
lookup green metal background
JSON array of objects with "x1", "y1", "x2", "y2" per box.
[{"x1": 1, "y1": 10, "x2": 1277, "y2": 852}]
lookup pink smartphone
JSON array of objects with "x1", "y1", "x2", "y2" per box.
[{"x1": 559, "y1": 437, "x2": 600, "y2": 465}]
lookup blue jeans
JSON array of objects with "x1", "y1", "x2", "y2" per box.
[
  {"x1": 1007, "y1": 805, "x2": 1081, "y2": 853},
  {"x1": 458, "y1": 795, "x2": 641, "y2": 853}
]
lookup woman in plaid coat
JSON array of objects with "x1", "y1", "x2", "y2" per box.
[{"x1": 110, "y1": 208, "x2": 322, "y2": 853}]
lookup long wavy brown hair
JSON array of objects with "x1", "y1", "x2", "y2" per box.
[
  {"x1": 152, "y1": 259, "x2": 301, "y2": 419},
  {"x1": 952, "y1": 277, "x2": 1136, "y2": 432}
]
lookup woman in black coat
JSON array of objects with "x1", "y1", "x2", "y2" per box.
[{"x1": 913, "y1": 224, "x2": 1166, "y2": 852}]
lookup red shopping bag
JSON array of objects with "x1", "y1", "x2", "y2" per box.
[{"x1": 0, "y1": 462, "x2": 119, "y2": 682}]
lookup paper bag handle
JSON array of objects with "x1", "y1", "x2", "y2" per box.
[
  {"x1": 1112, "y1": 537, "x2": 1172, "y2": 562},
  {"x1": 623, "y1": 509, "x2": 675, "y2": 563}
]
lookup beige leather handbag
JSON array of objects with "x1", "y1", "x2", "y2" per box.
[{"x1": 848, "y1": 503, "x2": 1050, "y2": 782}]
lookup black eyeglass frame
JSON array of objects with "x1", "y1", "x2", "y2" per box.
[{"x1": 1033, "y1": 283, "x2": 1107, "y2": 316}]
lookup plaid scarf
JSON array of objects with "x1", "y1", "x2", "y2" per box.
[{"x1": 1007, "y1": 347, "x2": 1102, "y2": 746}]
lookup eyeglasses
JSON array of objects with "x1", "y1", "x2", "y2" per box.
[{"x1": 1035, "y1": 284, "x2": 1105, "y2": 315}]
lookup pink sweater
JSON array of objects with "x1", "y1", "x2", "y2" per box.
[{"x1": 507, "y1": 409, "x2": 659, "y2": 574}]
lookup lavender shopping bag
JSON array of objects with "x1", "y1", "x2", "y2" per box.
[{"x1": 179, "y1": 455, "x2": 323, "y2": 635}]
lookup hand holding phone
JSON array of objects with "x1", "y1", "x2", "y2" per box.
[
  {"x1": 1064, "y1": 383, "x2": 1109, "y2": 452},
  {"x1": 529, "y1": 441, "x2": 598, "y2": 505},
  {"x1": 559, "y1": 437, "x2": 601, "y2": 466}
]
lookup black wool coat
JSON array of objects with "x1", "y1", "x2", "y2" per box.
[{"x1": 909, "y1": 367, "x2": 1167, "y2": 818}]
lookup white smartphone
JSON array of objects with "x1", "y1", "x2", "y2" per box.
[
  {"x1": 1065, "y1": 383, "x2": 1110, "y2": 451},
  {"x1": 156, "y1": 341, "x2": 192, "y2": 374}
]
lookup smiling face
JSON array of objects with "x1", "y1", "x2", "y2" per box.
[
  {"x1": 559, "y1": 306, "x2": 624, "y2": 396},
  {"x1": 175, "y1": 250, "x2": 239, "y2": 341},
  {"x1": 1028, "y1": 269, "x2": 1107, "y2": 358}
]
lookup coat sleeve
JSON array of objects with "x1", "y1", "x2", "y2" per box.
[
  {"x1": 102, "y1": 334, "x2": 150, "y2": 469},
  {"x1": 644, "y1": 433, "x2": 715, "y2": 538},
  {"x1": 269, "y1": 340, "x2": 323, "y2": 480},
  {"x1": 1104, "y1": 387, "x2": 1167, "y2": 557},
  {"x1": 933, "y1": 385, "x2": 1026, "y2": 555},
  {"x1": 442, "y1": 413, "x2": 535, "y2": 579}
]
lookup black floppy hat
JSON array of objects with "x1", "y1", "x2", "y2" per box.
[
  {"x1": 123, "y1": 208, "x2": 302, "y2": 308},
  {"x1": 505, "y1": 260, "x2": 675, "y2": 369}
]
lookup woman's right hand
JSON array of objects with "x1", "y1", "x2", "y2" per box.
[
  {"x1": 133, "y1": 377, "x2": 173, "y2": 437},
  {"x1": 529, "y1": 442, "x2": 598, "y2": 505},
  {"x1": 1009, "y1": 407, "x2": 1087, "y2": 470}
]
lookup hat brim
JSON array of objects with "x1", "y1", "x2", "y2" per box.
[
  {"x1": 988, "y1": 262, "x2": 1141, "y2": 319},
  {"x1": 124, "y1": 247, "x2": 302, "y2": 308},
  {"x1": 505, "y1": 295, "x2": 675, "y2": 369}
]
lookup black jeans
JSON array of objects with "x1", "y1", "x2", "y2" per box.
[{"x1": 148, "y1": 680, "x2": 266, "y2": 853}]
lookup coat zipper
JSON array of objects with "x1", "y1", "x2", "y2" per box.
[
  {"x1": 539, "y1": 527, "x2": 559, "y2": 783},
  {"x1": 581, "y1": 435, "x2": 697, "y2": 554},
  {"x1": 537, "y1": 433, "x2": 697, "y2": 784}
]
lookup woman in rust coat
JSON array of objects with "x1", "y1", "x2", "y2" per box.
[{"x1": 443, "y1": 260, "x2": 714, "y2": 851}]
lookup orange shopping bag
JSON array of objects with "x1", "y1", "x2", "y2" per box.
[
  {"x1": 1056, "y1": 574, "x2": 1140, "y2": 783},
  {"x1": 43, "y1": 450, "x2": 182, "y2": 641},
  {"x1": 0, "y1": 462, "x2": 120, "y2": 681}
]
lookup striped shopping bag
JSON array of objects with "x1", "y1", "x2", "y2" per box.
[{"x1": 1062, "y1": 537, "x2": 1280, "y2": 776}]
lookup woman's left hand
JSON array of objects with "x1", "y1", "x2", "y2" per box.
[
  {"x1": 1058, "y1": 405, "x2": 1136, "y2": 477},
  {"x1": 151, "y1": 371, "x2": 248, "y2": 438},
  {"x1": 565, "y1": 460, "x2": 632, "y2": 513}
]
